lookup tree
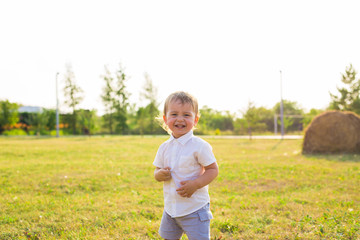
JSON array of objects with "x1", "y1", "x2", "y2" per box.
[
  {"x1": 0, "y1": 100, "x2": 19, "y2": 133},
  {"x1": 302, "y1": 108, "x2": 324, "y2": 128},
  {"x1": 19, "y1": 109, "x2": 55, "y2": 135},
  {"x1": 140, "y1": 73, "x2": 160, "y2": 134},
  {"x1": 100, "y1": 64, "x2": 130, "y2": 134},
  {"x1": 273, "y1": 100, "x2": 304, "y2": 131},
  {"x1": 32, "y1": 110, "x2": 48, "y2": 135},
  {"x1": 101, "y1": 66, "x2": 115, "y2": 134},
  {"x1": 197, "y1": 106, "x2": 234, "y2": 134},
  {"x1": 113, "y1": 65, "x2": 130, "y2": 134},
  {"x1": 249, "y1": 107, "x2": 273, "y2": 132},
  {"x1": 330, "y1": 64, "x2": 360, "y2": 114},
  {"x1": 233, "y1": 118, "x2": 248, "y2": 135},
  {"x1": 136, "y1": 106, "x2": 147, "y2": 135},
  {"x1": 242, "y1": 101, "x2": 261, "y2": 139},
  {"x1": 18, "y1": 112, "x2": 32, "y2": 133},
  {"x1": 77, "y1": 109, "x2": 98, "y2": 135},
  {"x1": 63, "y1": 64, "x2": 84, "y2": 134},
  {"x1": 44, "y1": 109, "x2": 56, "y2": 132},
  {"x1": 197, "y1": 106, "x2": 213, "y2": 134}
]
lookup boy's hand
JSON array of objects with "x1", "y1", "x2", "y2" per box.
[
  {"x1": 176, "y1": 180, "x2": 198, "y2": 198},
  {"x1": 176, "y1": 162, "x2": 219, "y2": 198},
  {"x1": 154, "y1": 167, "x2": 172, "y2": 182}
]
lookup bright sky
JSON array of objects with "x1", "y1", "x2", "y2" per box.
[{"x1": 1, "y1": 0, "x2": 360, "y2": 116}]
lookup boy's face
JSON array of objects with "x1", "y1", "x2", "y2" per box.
[{"x1": 163, "y1": 99, "x2": 199, "y2": 139}]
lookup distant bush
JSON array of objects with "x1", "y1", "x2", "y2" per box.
[
  {"x1": 49, "y1": 130, "x2": 65, "y2": 136},
  {"x1": 2, "y1": 129, "x2": 27, "y2": 136}
]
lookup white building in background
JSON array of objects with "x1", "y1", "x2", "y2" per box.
[{"x1": 18, "y1": 106, "x2": 43, "y2": 113}]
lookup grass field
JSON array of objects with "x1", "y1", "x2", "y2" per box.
[{"x1": 0, "y1": 136, "x2": 359, "y2": 240}]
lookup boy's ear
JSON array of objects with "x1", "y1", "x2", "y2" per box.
[
  {"x1": 194, "y1": 115, "x2": 199, "y2": 125},
  {"x1": 163, "y1": 115, "x2": 167, "y2": 123}
]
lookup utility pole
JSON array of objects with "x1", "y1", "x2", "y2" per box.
[
  {"x1": 274, "y1": 114, "x2": 278, "y2": 135},
  {"x1": 280, "y1": 70, "x2": 284, "y2": 139},
  {"x1": 56, "y1": 72, "x2": 60, "y2": 138}
]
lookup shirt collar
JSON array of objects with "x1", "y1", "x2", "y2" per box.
[{"x1": 169, "y1": 130, "x2": 193, "y2": 145}]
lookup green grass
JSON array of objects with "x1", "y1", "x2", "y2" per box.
[{"x1": 0, "y1": 136, "x2": 359, "y2": 239}]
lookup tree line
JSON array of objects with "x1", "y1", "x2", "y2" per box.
[{"x1": 1, "y1": 64, "x2": 359, "y2": 136}]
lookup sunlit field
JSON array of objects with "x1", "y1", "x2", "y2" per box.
[{"x1": 0, "y1": 136, "x2": 359, "y2": 239}]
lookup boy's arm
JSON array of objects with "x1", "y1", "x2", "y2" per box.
[
  {"x1": 154, "y1": 167, "x2": 172, "y2": 182},
  {"x1": 176, "y1": 162, "x2": 219, "y2": 198}
]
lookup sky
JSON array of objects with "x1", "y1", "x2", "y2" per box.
[{"x1": 1, "y1": 0, "x2": 360, "y2": 116}]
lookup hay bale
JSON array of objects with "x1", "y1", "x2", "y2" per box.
[{"x1": 302, "y1": 110, "x2": 360, "y2": 154}]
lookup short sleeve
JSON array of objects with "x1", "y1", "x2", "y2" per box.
[
  {"x1": 197, "y1": 141, "x2": 217, "y2": 167},
  {"x1": 153, "y1": 143, "x2": 165, "y2": 168}
]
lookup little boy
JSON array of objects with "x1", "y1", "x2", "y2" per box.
[{"x1": 153, "y1": 91, "x2": 219, "y2": 240}]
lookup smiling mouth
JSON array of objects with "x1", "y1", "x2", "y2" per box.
[{"x1": 175, "y1": 124, "x2": 186, "y2": 129}]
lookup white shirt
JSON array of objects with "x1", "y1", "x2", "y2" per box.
[{"x1": 153, "y1": 131, "x2": 217, "y2": 217}]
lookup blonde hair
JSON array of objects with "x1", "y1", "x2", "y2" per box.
[
  {"x1": 158, "y1": 91, "x2": 199, "y2": 134},
  {"x1": 163, "y1": 91, "x2": 199, "y2": 116}
]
